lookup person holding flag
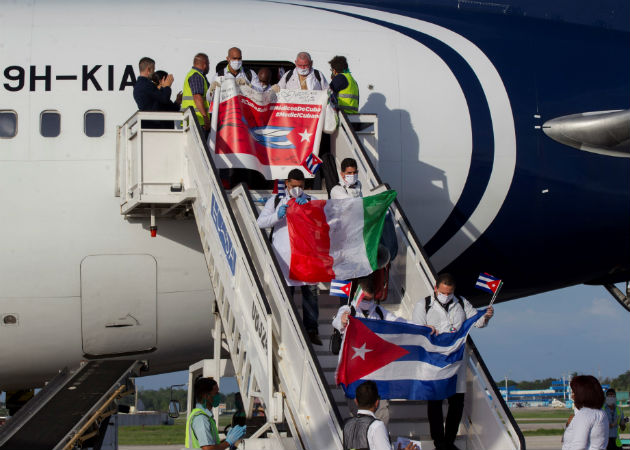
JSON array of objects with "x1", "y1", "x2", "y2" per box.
[
  {"x1": 411, "y1": 273, "x2": 494, "y2": 450},
  {"x1": 333, "y1": 275, "x2": 406, "y2": 424},
  {"x1": 257, "y1": 168, "x2": 322, "y2": 345}
]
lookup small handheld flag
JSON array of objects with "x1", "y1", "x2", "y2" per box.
[
  {"x1": 475, "y1": 273, "x2": 501, "y2": 294},
  {"x1": 330, "y1": 279, "x2": 352, "y2": 299},
  {"x1": 303, "y1": 152, "x2": 323, "y2": 174}
]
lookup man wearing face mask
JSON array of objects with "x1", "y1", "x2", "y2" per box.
[
  {"x1": 604, "y1": 388, "x2": 626, "y2": 450},
  {"x1": 411, "y1": 273, "x2": 494, "y2": 450},
  {"x1": 257, "y1": 169, "x2": 323, "y2": 345},
  {"x1": 182, "y1": 53, "x2": 211, "y2": 135},
  {"x1": 208, "y1": 47, "x2": 262, "y2": 95},
  {"x1": 185, "y1": 377, "x2": 247, "y2": 449},
  {"x1": 275, "y1": 51, "x2": 329, "y2": 91},
  {"x1": 330, "y1": 158, "x2": 362, "y2": 199}
]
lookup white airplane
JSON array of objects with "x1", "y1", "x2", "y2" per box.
[{"x1": 1, "y1": 0, "x2": 628, "y2": 396}]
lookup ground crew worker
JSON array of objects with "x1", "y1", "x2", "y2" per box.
[
  {"x1": 604, "y1": 388, "x2": 626, "y2": 449},
  {"x1": 328, "y1": 55, "x2": 359, "y2": 114},
  {"x1": 411, "y1": 273, "x2": 494, "y2": 450},
  {"x1": 330, "y1": 158, "x2": 362, "y2": 199},
  {"x1": 343, "y1": 381, "x2": 418, "y2": 450},
  {"x1": 276, "y1": 51, "x2": 328, "y2": 91},
  {"x1": 182, "y1": 53, "x2": 211, "y2": 134},
  {"x1": 208, "y1": 47, "x2": 262, "y2": 94},
  {"x1": 185, "y1": 377, "x2": 246, "y2": 449},
  {"x1": 256, "y1": 168, "x2": 322, "y2": 346}
]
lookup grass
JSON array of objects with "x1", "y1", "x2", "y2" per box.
[
  {"x1": 511, "y1": 409, "x2": 573, "y2": 420},
  {"x1": 118, "y1": 415, "x2": 232, "y2": 446}
]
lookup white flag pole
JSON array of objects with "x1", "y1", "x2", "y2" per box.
[{"x1": 489, "y1": 281, "x2": 503, "y2": 307}]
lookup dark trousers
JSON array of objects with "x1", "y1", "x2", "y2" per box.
[
  {"x1": 427, "y1": 393, "x2": 465, "y2": 449},
  {"x1": 290, "y1": 285, "x2": 319, "y2": 333},
  {"x1": 608, "y1": 437, "x2": 621, "y2": 450}
]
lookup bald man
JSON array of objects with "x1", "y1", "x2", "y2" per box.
[
  {"x1": 182, "y1": 53, "x2": 211, "y2": 132},
  {"x1": 277, "y1": 51, "x2": 328, "y2": 91},
  {"x1": 207, "y1": 47, "x2": 263, "y2": 98}
]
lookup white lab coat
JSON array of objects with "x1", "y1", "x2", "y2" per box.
[
  {"x1": 332, "y1": 300, "x2": 404, "y2": 332},
  {"x1": 257, "y1": 194, "x2": 312, "y2": 287},
  {"x1": 330, "y1": 180, "x2": 362, "y2": 199},
  {"x1": 562, "y1": 407, "x2": 608, "y2": 450},
  {"x1": 411, "y1": 296, "x2": 490, "y2": 393},
  {"x1": 278, "y1": 68, "x2": 329, "y2": 91},
  {"x1": 207, "y1": 67, "x2": 263, "y2": 100}
]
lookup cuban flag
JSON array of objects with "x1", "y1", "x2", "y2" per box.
[
  {"x1": 273, "y1": 179, "x2": 286, "y2": 198},
  {"x1": 336, "y1": 309, "x2": 486, "y2": 400},
  {"x1": 475, "y1": 273, "x2": 501, "y2": 294},
  {"x1": 330, "y1": 279, "x2": 352, "y2": 298},
  {"x1": 303, "y1": 152, "x2": 323, "y2": 174}
]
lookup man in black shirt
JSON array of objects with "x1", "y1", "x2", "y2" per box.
[{"x1": 133, "y1": 57, "x2": 177, "y2": 112}]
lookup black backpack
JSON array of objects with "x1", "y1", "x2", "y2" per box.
[{"x1": 330, "y1": 305, "x2": 384, "y2": 355}]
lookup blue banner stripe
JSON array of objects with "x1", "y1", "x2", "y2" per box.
[
  {"x1": 342, "y1": 377, "x2": 458, "y2": 401},
  {"x1": 396, "y1": 344, "x2": 465, "y2": 366},
  {"x1": 356, "y1": 309, "x2": 486, "y2": 345}
]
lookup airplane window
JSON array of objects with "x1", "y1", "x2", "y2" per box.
[
  {"x1": 40, "y1": 110, "x2": 60, "y2": 137},
  {"x1": 84, "y1": 110, "x2": 105, "y2": 137},
  {"x1": 0, "y1": 111, "x2": 17, "y2": 138}
]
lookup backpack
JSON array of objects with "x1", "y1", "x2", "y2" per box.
[
  {"x1": 284, "y1": 68, "x2": 323, "y2": 87},
  {"x1": 330, "y1": 305, "x2": 384, "y2": 355}
]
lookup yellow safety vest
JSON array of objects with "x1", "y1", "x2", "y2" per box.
[
  {"x1": 603, "y1": 405, "x2": 623, "y2": 448},
  {"x1": 182, "y1": 68, "x2": 210, "y2": 125},
  {"x1": 185, "y1": 407, "x2": 220, "y2": 449},
  {"x1": 337, "y1": 72, "x2": 359, "y2": 114}
]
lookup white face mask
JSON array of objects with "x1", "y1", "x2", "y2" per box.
[
  {"x1": 229, "y1": 60, "x2": 242, "y2": 71},
  {"x1": 436, "y1": 292, "x2": 453, "y2": 304},
  {"x1": 606, "y1": 397, "x2": 616, "y2": 406},
  {"x1": 289, "y1": 186, "x2": 303, "y2": 198},
  {"x1": 344, "y1": 174, "x2": 358, "y2": 185},
  {"x1": 297, "y1": 67, "x2": 310, "y2": 76}
]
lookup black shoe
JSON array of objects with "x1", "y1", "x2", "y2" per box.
[
  {"x1": 448, "y1": 443, "x2": 462, "y2": 450},
  {"x1": 308, "y1": 331, "x2": 323, "y2": 346}
]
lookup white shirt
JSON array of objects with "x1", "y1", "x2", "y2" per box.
[
  {"x1": 207, "y1": 67, "x2": 263, "y2": 100},
  {"x1": 411, "y1": 295, "x2": 489, "y2": 392},
  {"x1": 278, "y1": 68, "x2": 329, "y2": 91},
  {"x1": 256, "y1": 194, "x2": 312, "y2": 287},
  {"x1": 356, "y1": 409, "x2": 391, "y2": 450},
  {"x1": 562, "y1": 407, "x2": 608, "y2": 450},
  {"x1": 333, "y1": 299, "x2": 405, "y2": 332},
  {"x1": 330, "y1": 180, "x2": 362, "y2": 199}
]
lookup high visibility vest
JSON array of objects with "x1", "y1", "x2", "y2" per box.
[
  {"x1": 603, "y1": 405, "x2": 623, "y2": 448},
  {"x1": 182, "y1": 68, "x2": 209, "y2": 125},
  {"x1": 185, "y1": 408, "x2": 220, "y2": 449},
  {"x1": 337, "y1": 72, "x2": 359, "y2": 114}
]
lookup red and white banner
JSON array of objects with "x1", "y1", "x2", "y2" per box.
[{"x1": 208, "y1": 79, "x2": 328, "y2": 180}]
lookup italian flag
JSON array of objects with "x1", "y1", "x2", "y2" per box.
[{"x1": 286, "y1": 191, "x2": 397, "y2": 283}]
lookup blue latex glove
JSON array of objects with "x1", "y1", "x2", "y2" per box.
[
  {"x1": 295, "y1": 194, "x2": 309, "y2": 205},
  {"x1": 277, "y1": 204, "x2": 288, "y2": 219},
  {"x1": 226, "y1": 424, "x2": 247, "y2": 445}
]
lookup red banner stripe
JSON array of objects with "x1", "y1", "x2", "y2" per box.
[{"x1": 287, "y1": 199, "x2": 335, "y2": 282}]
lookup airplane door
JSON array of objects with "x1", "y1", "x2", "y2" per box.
[{"x1": 80, "y1": 254, "x2": 157, "y2": 357}]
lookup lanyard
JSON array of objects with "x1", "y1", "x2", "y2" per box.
[{"x1": 435, "y1": 296, "x2": 458, "y2": 332}]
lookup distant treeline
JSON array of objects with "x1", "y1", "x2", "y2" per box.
[
  {"x1": 118, "y1": 388, "x2": 240, "y2": 413},
  {"x1": 497, "y1": 370, "x2": 630, "y2": 391}
]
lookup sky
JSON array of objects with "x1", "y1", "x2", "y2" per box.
[{"x1": 136, "y1": 283, "x2": 630, "y2": 392}]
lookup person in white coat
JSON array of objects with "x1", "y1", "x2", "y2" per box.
[
  {"x1": 411, "y1": 273, "x2": 494, "y2": 450},
  {"x1": 276, "y1": 51, "x2": 329, "y2": 91},
  {"x1": 562, "y1": 375, "x2": 608, "y2": 450},
  {"x1": 257, "y1": 168, "x2": 322, "y2": 345},
  {"x1": 207, "y1": 47, "x2": 263, "y2": 98},
  {"x1": 333, "y1": 274, "x2": 405, "y2": 424},
  {"x1": 330, "y1": 158, "x2": 362, "y2": 199}
]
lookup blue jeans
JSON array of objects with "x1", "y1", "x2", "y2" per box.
[{"x1": 290, "y1": 285, "x2": 319, "y2": 333}]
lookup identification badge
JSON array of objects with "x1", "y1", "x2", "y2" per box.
[{"x1": 449, "y1": 327, "x2": 457, "y2": 333}]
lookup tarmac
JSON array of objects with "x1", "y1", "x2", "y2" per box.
[{"x1": 119, "y1": 435, "x2": 563, "y2": 449}]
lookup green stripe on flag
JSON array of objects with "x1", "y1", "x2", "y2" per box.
[{"x1": 362, "y1": 190, "x2": 397, "y2": 270}]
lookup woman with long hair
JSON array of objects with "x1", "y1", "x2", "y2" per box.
[{"x1": 563, "y1": 375, "x2": 609, "y2": 450}]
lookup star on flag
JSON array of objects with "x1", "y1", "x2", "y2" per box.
[{"x1": 298, "y1": 129, "x2": 312, "y2": 142}]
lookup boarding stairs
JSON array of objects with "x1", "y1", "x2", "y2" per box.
[
  {"x1": 115, "y1": 108, "x2": 525, "y2": 450},
  {"x1": 0, "y1": 360, "x2": 143, "y2": 450}
]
